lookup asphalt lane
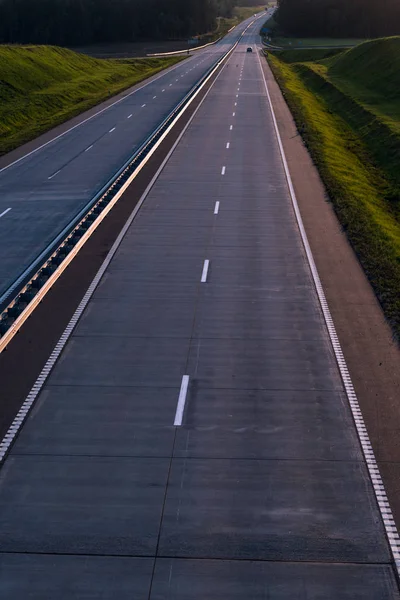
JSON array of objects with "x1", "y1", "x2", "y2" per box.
[
  {"x1": 0, "y1": 13, "x2": 266, "y2": 303},
  {"x1": 0, "y1": 18, "x2": 399, "y2": 599}
]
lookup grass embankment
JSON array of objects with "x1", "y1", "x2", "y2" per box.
[
  {"x1": 266, "y1": 37, "x2": 400, "y2": 338},
  {"x1": 0, "y1": 45, "x2": 183, "y2": 155}
]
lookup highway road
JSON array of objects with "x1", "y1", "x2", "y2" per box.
[
  {"x1": 0, "y1": 12, "x2": 399, "y2": 600},
  {"x1": 0, "y1": 12, "x2": 267, "y2": 307}
]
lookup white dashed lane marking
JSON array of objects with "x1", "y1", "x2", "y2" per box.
[
  {"x1": 174, "y1": 375, "x2": 190, "y2": 426},
  {"x1": 201, "y1": 260, "x2": 210, "y2": 282},
  {"x1": 0, "y1": 208, "x2": 11, "y2": 218}
]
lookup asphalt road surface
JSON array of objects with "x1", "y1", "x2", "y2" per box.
[
  {"x1": 0, "y1": 12, "x2": 266, "y2": 306},
  {"x1": 0, "y1": 14, "x2": 399, "y2": 600}
]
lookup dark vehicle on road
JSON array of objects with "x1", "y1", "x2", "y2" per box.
[{"x1": 247, "y1": 47, "x2": 253, "y2": 52}]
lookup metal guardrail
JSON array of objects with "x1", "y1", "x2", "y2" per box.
[{"x1": 0, "y1": 24, "x2": 252, "y2": 352}]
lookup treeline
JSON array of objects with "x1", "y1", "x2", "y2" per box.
[
  {"x1": 277, "y1": 0, "x2": 400, "y2": 38},
  {"x1": 0, "y1": 0, "x2": 239, "y2": 45}
]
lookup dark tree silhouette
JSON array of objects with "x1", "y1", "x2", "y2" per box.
[
  {"x1": 0, "y1": 0, "x2": 227, "y2": 45},
  {"x1": 276, "y1": 0, "x2": 400, "y2": 38}
]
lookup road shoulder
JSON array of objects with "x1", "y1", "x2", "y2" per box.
[{"x1": 259, "y1": 53, "x2": 400, "y2": 525}]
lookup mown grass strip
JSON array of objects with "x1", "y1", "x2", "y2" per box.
[
  {"x1": 266, "y1": 46, "x2": 400, "y2": 339},
  {"x1": 0, "y1": 45, "x2": 183, "y2": 155}
]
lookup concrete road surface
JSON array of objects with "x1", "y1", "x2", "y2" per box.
[{"x1": 0, "y1": 14, "x2": 398, "y2": 599}]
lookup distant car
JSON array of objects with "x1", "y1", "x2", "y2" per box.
[{"x1": 247, "y1": 47, "x2": 253, "y2": 53}]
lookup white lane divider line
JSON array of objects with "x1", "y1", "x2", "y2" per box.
[
  {"x1": 214, "y1": 201, "x2": 220, "y2": 214},
  {"x1": 162, "y1": 89, "x2": 165, "y2": 92},
  {"x1": 236, "y1": 94, "x2": 239, "y2": 98},
  {"x1": 153, "y1": 96, "x2": 157, "y2": 99},
  {"x1": 142, "y1": 104, "x2": 146, "y2": 107},
  {"x1": 221, "y1": 166, "x2": 226, "y2": 175},
  {"x1": 109, "y1": 127, "x2": 116, "y2": 133},
  {"x1": 127, "y1": 114, "x2": 132, "y2": 119},
  {"x1": 201, "y1": 259, "x2": 210, "y2": 282},
  {"x1": 85, "y1": 145, "x2": 93, "y2": 152},
  {"x1": 48, "y1": 170, "x2": 60, "y2": 180},
  {"x1": 174, "y1": 375, "x2": 190, "y2": 426},
  {"x1": 226, "y1": 142, "x2": 230, "y2": 149},
  {"x1": 169, "y1": 83, "x2": 172, "y2": 86},
  {"x1": 232, "y1": 112, "x2": 235, "y2": 117},
  {"x1": 0, "y1": 208, "x2": 11, "y2": 219},
  {"x1": 234, "y1": 102, "x2": 237, "y2": 106},
  {"x1": 230, "y1": 125, "x2": 233, "y2": 130}
]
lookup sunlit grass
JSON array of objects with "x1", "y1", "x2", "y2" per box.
[
  {"x1": 0, "y1": 45, "x2": 183, "y2": 155},
  {"x1": 266, "y1": 40, "x2": 400, "y2": 337}
]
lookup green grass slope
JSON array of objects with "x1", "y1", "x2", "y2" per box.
[
  {"x1": 328, "y1": 37, "x2": 400, "y2": 115},
  {"x1": 0, "y1": 45, "x2": 182, "y2": 155},
  {"x1": 266, "y1": 38, "x2": 400, "y2": 339}
]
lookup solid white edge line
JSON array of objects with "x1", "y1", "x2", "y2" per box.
[
  {"x1": 214, "y1": 201, "x2": 220, "y2": 214},
  {"x1": 0, "y1": 208, "x2": 12, "y2": 218},
  {"x1": 257, "y1": 48, "x2": 400, "y2": 577},
  {"x1": 0, "y1": 39, "x2": 235, "y2": 462},
  {"x1": 221, "y1": 166, "x2": 226, "y2": 175},
  {"x1": 174, "y1": 375, "x2": 190, "y2": 426},
  {"x1": 0, "y1": 58, "x2": 188, "y2": 175},
  {"x1": 201, "y1": 259, "x2": 210, "y2": 282}
]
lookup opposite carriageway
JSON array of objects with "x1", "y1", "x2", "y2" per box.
[
  {"x1": 0, "y1": 12, "x2": 267, "y2": 322},
  {"x1": 0, "y1": 18, "x2": 399, "y2": 600}
]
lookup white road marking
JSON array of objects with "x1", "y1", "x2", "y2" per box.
[
  {"x1": 109, "y1": 127, "x2": 116, "y2": 133},
  {"x1": 127, "y1": 114, "x2": 132, "y2": 118},
  {"x1": 234, "y1": 102, "x2": 237, "y2": 106},
  {"x1": 142, "y1": 104, "x2": 146, "y2": 107},
  {"x1": 169, "y1": 83, "x2": 172, "y2": 86},
  {"x1": 162, "y1": 89, "x2": 165, "y2": 92},
  {"x1": 85, "y1": 145, "x2": 93, "y2": 152},
  {"x1": 214, "y1": 201, "x2": 220, "y2": 214},
  {"x1": 226, "y1": 142, "x2": 230, "y2": 149},
  {"x1": 153, "y1": 96, "x2": 157, "y2": 99},
  {"x1": 0, "y1": 208, "x2": 11, "y2": 219},
  {"x1": 232, "y1": 112, "x2": 235, "y2": 116},
  {"x1": 174, "y1": 375, "x2": 190, "y2": 426},
  {"x1": 221, "y1": 166, "x2": 226, "y2": 175},
  {"x1": 48, "y1": 170, "x2": 60, "y2": 180},
  {"x1": 201, "y1": 259, "x2": 210, "y2": 282},
  {"x1": 230, "y1": 125, "x2": 233, "y2": 130},
  {"x1": 236, "y1": 94, "x2": 238, "y2": 97}
]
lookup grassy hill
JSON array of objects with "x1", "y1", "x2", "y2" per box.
[
  {"x1": 267, "y1": 37, "x2": 400, "y2": 338},
  {"x1": 0, "y1": 45, "x2": 182, "y2": 155}
]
